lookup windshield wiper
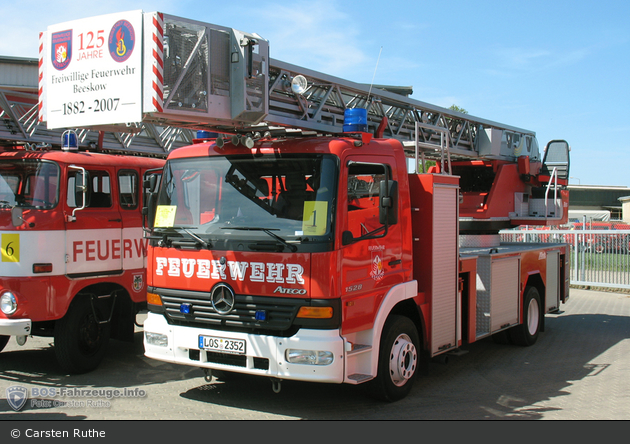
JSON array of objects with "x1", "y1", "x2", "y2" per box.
[
  {"x1": 155, "y1": 228, "x2": 211, "y2": 249},
  {"x1": 180, "y1": 228, "x2": 211, "y2": 249},
  {"x1": 222, "y1": 226, "x2": 298, "y2": 252}
]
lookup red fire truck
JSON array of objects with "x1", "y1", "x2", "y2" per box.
[
  {"x1": 0, "y1": 143, "x2": 164, "y2": 373},
  {"x1": 141, "y1": 131, "x2": 570, "y2": 401},
  {"x1": 37, "y1": 11, "x2": 571, "y2": 399}
]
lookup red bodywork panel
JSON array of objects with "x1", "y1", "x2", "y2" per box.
[
  {"x1": 455, "y1": 159, "x2": 569, "y2": 227},
  {"x1": 0, "y1": 148, "x2": 164, "y2": 323}
]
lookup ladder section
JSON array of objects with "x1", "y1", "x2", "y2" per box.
[
  {"x1": 150, "y1": 12, "x2": 540, "y2": 162},
  {"x1": 265, "y1": 59, "x2": 540, "y2": 162},
  {"x1": 37, "y1": 11, "x2": 542, "y2": 163}
]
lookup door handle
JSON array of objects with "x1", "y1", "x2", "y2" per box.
[
  {"x1": 109, "y1": 218, "x2": 122, "y2": 222},
  {"x1": 388, "y1": 259, "x2": 402, "y2": 266}
]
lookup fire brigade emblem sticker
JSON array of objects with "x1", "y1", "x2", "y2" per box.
[
  {"x1": 369, "y1": 245, "x2": 385, "y2": 282},
  {"x1": 132, "y1": 274, "x2": 144, "y2": 293},
  {"x1": 6, "y1": 385, "x2": 28, "y2": 412},
  {"x1": 108, "y1": 20, "x2": 135, "y2": 63},
  {"x1": 51, "y1": 30, "x2": 72, "y2": 71}
]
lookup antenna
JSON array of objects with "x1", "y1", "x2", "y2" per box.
[{"x1": 366, "y1": 46, "x2": 383, "y2": 105}]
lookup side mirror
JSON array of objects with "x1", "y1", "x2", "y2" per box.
[
  {"x1": 341, "y1": 230, "x2": 354, "y2": 246},
  {"x1": 144, "y1": 174, "x2": 158, "y2": 191},
  {"x1": 11, "y1": 207, "x2": 24, "y2": 227},
  {"x1": 142, "y1": 172, "x2": 161, "y2": 231},
  {"x1": 379, "y1": 180, "x2": 398, "y2": 225},
  {"x1": 145, "y1": 192, "x2": 157, "y2": 229},
  {"x1": 74, "y1": 171, "x2": 89, "y2": 207},
  {"x1": 67, "y1": 166, "x2": 89, "y2": 222}
]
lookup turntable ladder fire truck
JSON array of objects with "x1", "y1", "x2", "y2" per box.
[{"x1": 34, "y1": 11, "x2": 569, "y2": 398}]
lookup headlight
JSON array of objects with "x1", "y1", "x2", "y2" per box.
[
  {"x1": 0, "y1": 292, "x2": 18, "y2": 315},
  {"x1": 285, "y1": 349, "x2": 334, "y2": 365},
  {"x1": 145, "y1": 332, "x2": 168, "y2": 347}
]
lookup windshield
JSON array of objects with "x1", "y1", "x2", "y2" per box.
[
  {"x1": 153, "y1": 154, "x2": 338, "y2": 252},
  {"x1": 0, "y1": 160, "x2": 60, "y2": 209}
]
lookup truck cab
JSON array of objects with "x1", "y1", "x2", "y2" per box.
[{"x1": 0, "y1": 146, "x2": 164, "y2": 373}]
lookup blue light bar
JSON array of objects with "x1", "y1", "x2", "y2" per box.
[{"x1": 343, "y1": 108, "x2": 367, "y2": 133}]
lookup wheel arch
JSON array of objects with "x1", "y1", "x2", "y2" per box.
[
  {"x1": 367, "y1": 281, "x2": 423, "y2": 378},
  {"x1": 387, "y1": 298, "x2": 426, "y2": 350},
  {"x1": 62, "y1": 281, "x2": 137, "y2": 342}
]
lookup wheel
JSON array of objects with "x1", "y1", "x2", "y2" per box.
[
  {"x1": 370, "y1": 315, "x2": 420, "y2": 402},
  {"x1": 0, "y1": 335, "x2": 9, "y2": 352},
  {"x1": 594, "y1": 242, "x2": 607, "y2": 254},
  {"x1": 509, "y1": 286, "x2": 541, "y2": 346},
  {"x1": 54, "y1": 297, "x2": 111, "y2": 374}
]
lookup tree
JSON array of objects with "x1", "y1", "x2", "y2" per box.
[{"x1": 449, "y1": 104, "x2": 468, "y2": 114}]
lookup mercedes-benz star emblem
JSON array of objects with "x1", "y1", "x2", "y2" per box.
[{"x1": 211, "y1": 283, "x2": 235, "y2": 315}]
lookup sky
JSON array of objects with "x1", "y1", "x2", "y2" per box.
[{"x1": 1, "y1": 0, "x2": 629, "y2": 188}]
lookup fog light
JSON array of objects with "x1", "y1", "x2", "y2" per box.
[
  {"x1": 0, "y1": 292, "x2": 17, "y2": 315},
  {"x1": 285, "y1": 349, "x2": 334, "y2": 365},
  {"x1": 145, "y1": 332, "x2": 168, "y2": 347}
]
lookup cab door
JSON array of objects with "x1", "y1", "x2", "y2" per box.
[
  {"x1": 117, "y1": 168, "x2": 146, "y2": 272},
  {"x1": 339, "y1": 156, "x2": 404, "y2": 333},
  {"x1": 65, "y1": 167, "x2": 123, "y2": 276}
]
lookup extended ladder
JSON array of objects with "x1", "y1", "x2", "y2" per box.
[{"x1": 33, "y1": 11, "x2": 542, "y2": 165}]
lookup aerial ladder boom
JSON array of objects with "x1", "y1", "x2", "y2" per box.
[{"x1": 36, "y1": 10, "x2": 570, "y2": 229}]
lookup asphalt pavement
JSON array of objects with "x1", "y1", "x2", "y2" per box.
[{"x1": 1, "y1": 287, "x2": 629, "y2": 421}]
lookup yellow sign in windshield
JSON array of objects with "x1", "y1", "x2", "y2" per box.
[
  {"x1": 154, "y1": 205, "x2": 177, "y2": 228},
  {"x1": 302, "y1": 201, "x2": 328, "y2": 236}
]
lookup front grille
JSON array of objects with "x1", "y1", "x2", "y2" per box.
[{"x1": 157, "y1": 288, "x2": 304, "y2": 332}]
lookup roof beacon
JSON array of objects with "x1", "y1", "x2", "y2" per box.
[{"x1": 343, "y1": 108, "x2": 368, "y2": 133}]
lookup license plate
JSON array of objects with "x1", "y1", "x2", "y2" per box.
[{"x1": 198, "y1": 335, "x2": 246, "y2": 354}]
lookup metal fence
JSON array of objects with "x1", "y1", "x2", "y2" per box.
[{"x1": 499, "y1": 228, "x2": 630, "y2": 290}]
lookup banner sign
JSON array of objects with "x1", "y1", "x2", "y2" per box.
[{"x1": 44, "y1": 10, "x2": 143, "y2": 129}]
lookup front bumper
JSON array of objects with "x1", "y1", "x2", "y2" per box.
[
  {"x1": 0, "y1": 318, "x2": 32, "y2": 336},
  {"x1": 143, "y1": 312, "x2": 345, "y2": 383}
]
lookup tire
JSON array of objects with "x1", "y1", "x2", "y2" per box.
[
  {"x1": 0, "y1": 335, "x2": 9, "y2": 353},
  {"x1": 54, "y1": 297, "x2": 111, "y2": 374},
  {"x1": 370, "y1": 315, "x2": 420, "y2": 402},
  {"x1": 509, "y1": 286, "x2": 542, "y2": 346},
  {"x1": 594, "y1": 242, "x2": 607, "y2": 254}
]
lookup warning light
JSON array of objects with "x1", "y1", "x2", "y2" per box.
[
  {"x1": 61, "y1": 130, "x2": 78, "y2": 151},
  {"x1": 343, "y1": 108, "x2": 367, "y2": 133}
]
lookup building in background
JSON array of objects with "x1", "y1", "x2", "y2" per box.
[
  {"x1": 619, "y1": 196, "x2": 630, "y2": 224},
  {"x1": 567, "y1": 185, "x2": 630, "y2": 223}
]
